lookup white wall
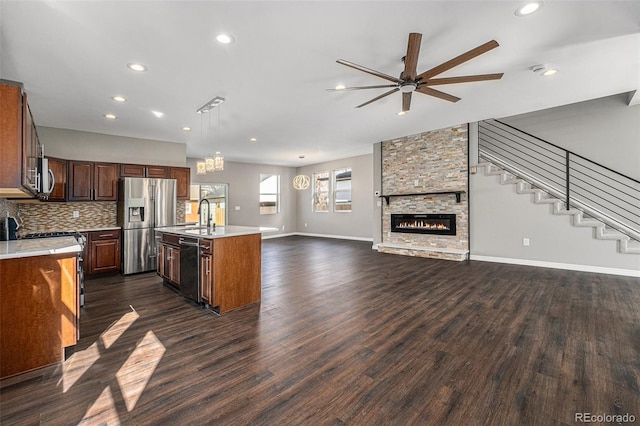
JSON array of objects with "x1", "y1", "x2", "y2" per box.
[
  {"x1": 470, "y1": 93, "x2": 640, "y2": 275},
  {"x1": 187, "y1": 159, "x2": 297, "y2": 236},
  {"x1": 295, "y1": 154, "x2": 373, "y2": 240},
  {"x1": 38, "y1": 126, "x2": 186, "y2": 166},
  {"x1": 500, "y1": 92, "x2": 640, "y2": 180}
]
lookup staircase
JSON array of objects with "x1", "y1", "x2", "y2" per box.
[
  {"x1": 477, "y1": 119, "x2": 640, "y2": 256},
  {"x1": 476, "y1": 160, "x2": 640, "y2": 254}
]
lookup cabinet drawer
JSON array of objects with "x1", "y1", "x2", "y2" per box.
[
  {"x1": 161, "y1": 233, "x2": 180, "y2": 246},
  {"x1": 200, "y1": 239, "x2": 213, "y2": 255},
  {"x1": 90, "y1": 229, "x2": 121, "y2": 240}
]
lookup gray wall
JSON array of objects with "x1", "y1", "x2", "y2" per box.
[
  {"x1": 500, "y1": 92, "x2": 640, "y2": 180},
  {"x1": 295, "y1": 154, "x2": 373, "y2": 240},
  {"x1": 187, "y1": 159, "x2": 297, "y2": 236},
  {"x1": 470, "y1": 169, "x2": 639, "y2": 272},
  {"x1": 470, "y1": 93, "x2": 640, "y2": 273},
  {"x1": 38, "y1": 126, "x2": 186, "y2": 166}
]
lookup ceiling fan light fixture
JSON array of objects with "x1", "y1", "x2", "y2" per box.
[
  {"x1": 515, "y1": 1, "x2": 543, "y2": 16},
  {"x1": 400, "y1": 83, "x2": 417, "y2": 93}
]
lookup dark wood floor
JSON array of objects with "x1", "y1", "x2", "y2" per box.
[{"x1": 2, "y1": 236, "x2": 639, "y2": 425}]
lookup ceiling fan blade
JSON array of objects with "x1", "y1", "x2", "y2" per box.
[
  {"x1": 326, "y1": 84, "x2": 398, "y2": 92},
  {"x1": 403, "y1": 33, "x2": 422, "y2": 80},
  {"x1": 356, "y1": 88, "x2": 400, "y2": 108},
  {"x1": 337, "y1": 59, "x2": 402, "y2": 84},
  {"x1": 426, "y1": 73, "x2": 504, "y2": 86},
  {"x1": 415, "y1": 86, "x2": 461, "y2": 103},
  {"x1": 402, "y1": 92, "x2": 412, "y2": 112},
  {"x1": 416, "y1": 40, "x2": 500, "y2": 81}
]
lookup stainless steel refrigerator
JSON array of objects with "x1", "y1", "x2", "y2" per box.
[{"x1": 117, "y1": 177, "x2": 177, "y2": 275}]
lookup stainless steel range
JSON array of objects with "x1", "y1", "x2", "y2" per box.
[{"x1": 20, "y1": 231, "x2": 87, "y2": 306}]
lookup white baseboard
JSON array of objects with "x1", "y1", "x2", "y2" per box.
[{"x1": 470, "y1": 255, "x2": 640, "y2": 277}]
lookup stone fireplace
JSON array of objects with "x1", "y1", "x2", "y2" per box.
[{"x1": 377, "y1": 124, "x2": 469, "y2": 261}]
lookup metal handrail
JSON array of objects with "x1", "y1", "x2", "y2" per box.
[{"x1": 478, "y1": 119, "x2": 640, "y2": 241}]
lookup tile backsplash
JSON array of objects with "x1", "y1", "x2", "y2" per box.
[{"x1": 0, "y1": 199, "x2": 186, "y2": 235}]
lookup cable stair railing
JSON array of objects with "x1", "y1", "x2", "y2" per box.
[{"x1": 477, "y1": 119, "x2": 640, "y2": 255}]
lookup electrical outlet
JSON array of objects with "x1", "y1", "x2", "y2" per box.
[
  {"x1": 235, "y1": 206, "x2": 240, "y2": 211},
  {"x1": 72, "y1": 210, "x2": 80, "y2": 218},
  {"x1": 523, "y1": 238, "x2": 530, "y2": 246}
]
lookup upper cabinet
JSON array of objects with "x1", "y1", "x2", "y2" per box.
[
  {"x1": 68, "y1": 161, "x2": 118, "y2": 201},
  {"x1": 170, "y1": 167, "x2": 190, "y2": 200},
  {"x1": 46, "y1": 157, "x2": 67, "y2": 202},
  {"x1": 0, "y1": 82, "x2": 39, "y2": 198},
  {"x1": 120, "y1": 164, "x2": 169, "y2": 178}
]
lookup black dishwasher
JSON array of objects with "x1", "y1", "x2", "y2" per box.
[{"x1": 179, "y1": 237, "x2": 200, "y2": 303}]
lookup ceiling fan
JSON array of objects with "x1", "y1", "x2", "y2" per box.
[{"x1": 329, "y1": 33, "x2": 503, "y2": 112}]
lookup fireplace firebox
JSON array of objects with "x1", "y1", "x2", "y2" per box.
[{"x1": 391, "y1": 214, "x2": 456, "y2": 236}]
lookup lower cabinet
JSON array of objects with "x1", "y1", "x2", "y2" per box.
[
  {"x1": 158, "y1": 233, "x2": 180, "y2": 286},
  {"x1": 87, "y1": 229, "x2": 121, "y2": 275},
  {"x1": 199, "y1": 239, "x2": 213, "y2": 304},
  {"x1": 0, "y1": 253, "x2": 78, "y2": 378}
]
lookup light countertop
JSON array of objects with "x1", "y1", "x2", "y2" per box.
[
  {"x1": 0, "y1": 236, "x2": 82, "y2": 260},
  {"x1": 156, "y1": 225, "x2": 278, "y2": 240}
]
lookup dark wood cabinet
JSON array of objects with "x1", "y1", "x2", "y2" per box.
[
  {"x1": 46, "y1": 157, "x2": 67, "y2": 201},
  {"x1": 0, "y1": 82, "x2": 38, "y2": 198},
  {"x1": 87, "y1": 229, "x2": 121, "y2": 275},
  {"x1": 159, "y1": 233, "x2": 180, "y2": 286},
  {"x1": 170, "y1": 167, "x2": 190, "y2": 200},
  {"x1": 119, "y1": 163, "x2": 146, "y2": 177},
  {"x1": 120, "y1": 164, "x2": 169, "y2": 178},
  {"x1": 200, "y1": 239, "x2": 213, "y2": 304},
  {"x1": 147, "y1": 166, "x2": 169, "y2": 178},
  {"x1": 68, "y1": 161, "x2": 118, "y2": 201}
]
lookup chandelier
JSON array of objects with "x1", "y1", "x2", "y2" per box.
[{"x1": 196, "y1": 96, "x2": 225, "y2": 175}]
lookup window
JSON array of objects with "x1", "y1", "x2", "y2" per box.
[
  {"x1": 259, "y1": 174, "x2": 280, "y2": 214},
  {"x1": 313, "y1": 171, "x2": 330, "y2": 212},
  {"x1": 333, "y1": 168, "x2": 352, "y2": 212}
]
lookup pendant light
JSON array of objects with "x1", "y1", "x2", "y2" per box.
[
  {"x1": 196, "y1": 96, "x2": 225, "y2": 174},
  {"x1": 293, "y1": 155, "x2": 310, "y2": 190}
]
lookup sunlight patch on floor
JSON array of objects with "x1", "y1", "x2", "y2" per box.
[
  {"x1": 100, "y1": 308, "x2": 140, "y2": 349},
  {"x1": 115, "y1": 330, "x2": 166, "y2": 411},
  {"x1": 58, "y1": 341, "x2": 100, "y2": 393},
  {"x1": 80, "y1": 385, "x2": 121, "y2": 426}
]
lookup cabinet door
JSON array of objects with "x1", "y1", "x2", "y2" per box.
[
  {"x1": 170, "y1": 167, "x2": 190, "y2": 200},
  {"x1": 46, "y1": 157, "x2": 67, "y2": 201},
  {"x1": 157, "y1": 243, "x2": 166, "y2": 278},
  {"x1": 94, "y1": 163, "x2": 118, "y2": 201},
  {"x1": 120, "y1": 164, "x2": 146, "y2": 177},
  {"x1": 68, "y1": 161, "x2": 93, "y2": 201},
  {"x1": 200, "y1": 253, "x2": 213, "y2": 304},
  {"x1": 147, "y1": 166, "x2": 169, "y2": 178},
  {"x1": 89, "y1": 238, "x2": 120, "y2": 274},
  {"x1": 21, "y1": 95, "x2": 38, "y2": 194},
  {"x1": 168, "y1": 246, "x2": 180, "y2": 285}
]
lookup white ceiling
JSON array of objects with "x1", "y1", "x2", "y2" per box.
[{"x1": 1, "y1": 1, "x2": 638, "y2": 167}]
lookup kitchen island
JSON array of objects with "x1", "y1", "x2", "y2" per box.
[
  {"x1": 155, "y1": 226, "x2": 275, "y2": 314},
  {"x1": 0, "y1": 237, "x2": 82, "y2": 379}
]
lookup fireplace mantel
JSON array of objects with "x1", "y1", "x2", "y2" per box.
[{"x1": 379, "y1": 190, "x2": 465, "y2": 205}]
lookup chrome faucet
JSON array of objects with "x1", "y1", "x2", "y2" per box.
[{"x1": 196, "y1": 199, "x2": 212, "y2": 229}]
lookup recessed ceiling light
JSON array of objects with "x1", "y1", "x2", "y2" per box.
[
  {"x1": 127, "y1": 63, "x2": 147, "y2": 72},
  {"x1": 111, "y1": 95, "x2": 127, "y2": 102},
  {"x1": 182, "y1": 127, "x2": 192, "y2": 132},
  {"x1": 335, "y1": 84, "x2": 346, "y2": 90},
  {"x1": 216, "y1": 33, "x2": 234, "y2": 44},
  {"x1": 151, "y1": 111, "x2": 164, "y2": 118},
  {"x1": 250, "y1": 137, "x2": 257, "y2": 142},
  {"x1": 299, "y1": 155, "x2": 305, "y2": 159},
  {"x1": 531, "y1": 64, "x2": 557, "y2": 76},
  {"x1": 515, "y1": 1, "x2": 543, "y2": 16},
  {"x1": 104, "y1": 114, "x2": 117, "y2": 119}
]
